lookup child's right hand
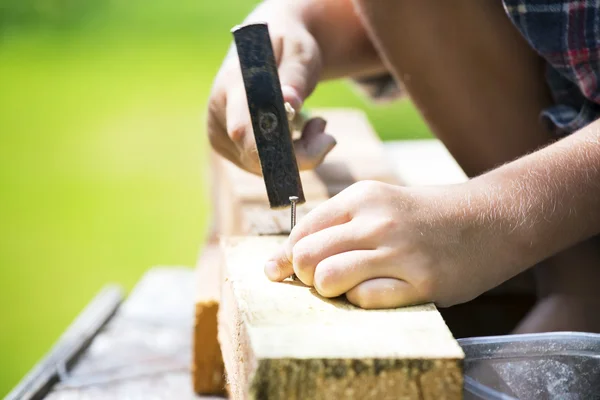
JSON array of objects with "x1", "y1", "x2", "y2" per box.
[{"x1": 206, "y1": 1, "x2": 336, "y2": 175}]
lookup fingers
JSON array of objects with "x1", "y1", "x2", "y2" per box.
[
  {"x1": 291, "y1": 220, "x2": 375, "y2": 285},
  {"x1": 206, "y1": 96, "x2": 242, "y2": 167},
  {"x1": 264, "y1": 246, "x2": 293, "y2": 282},
  {"x1": 278, "y1": 34, "x2": 335, "y2": 170},
  {"x1": 346, "y1": 278, "x2": 425, "y2": 309},
  {"x1": 282, "y1": 85, "x2": 303, "y2": 114},
  {"x1": 225, "y1": 84, "x2": 263, "y2": 174},
  {"x1": 209, "y1": 27, "x2": 324, "y2": 174},
  {"x1": 277, "y1": 33, "x2": 321, "y2": 107},
  {"x1": 264, "y1": 203, "x2": 352, "y2": 282},
  {"x1": 294, "y1": 118, "x2": 337, "y2": 170},
  {"x1": 312, "y1": 250, "x2": 400, "y2": 298}
]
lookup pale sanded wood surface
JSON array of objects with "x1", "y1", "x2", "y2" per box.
[
  {"x1": 218, "y1": 236, "x2": 465, "y2": 400},
  {"x1": 383, "y1": 139, "x2": 468, "y2": 186}
]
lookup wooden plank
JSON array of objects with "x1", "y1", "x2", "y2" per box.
[
  {"x1": 45, "y1": 267, "x2": 221, "y2": 400},
  {"x1": 7, "y1": 286, "x2": 123, "y2": 400},
  {"x1": 218, "y1": 236, "x2": 464, "y2": 400},
  {"x1": 383, "y1": 139, "x2": 468, "y2": 186},
  {"x1": 193, "y1": 241, "x2": 226, "y2": 395}
]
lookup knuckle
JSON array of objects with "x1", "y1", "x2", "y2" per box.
[
  {"x1": 228, "y1": 124, "x2": 246, "y2": 143},
  {"x1": 350, "y1": 180, "x2": 382, "y2": 196},
  {"x1": 352, "y1": 286, "x2": 380, "y2": 309},
  {"x1": 369, "y1": 216, "x2": 397, "y2": 239},
  {"x1": 239, "y1": 146, "x2": 261, "y2": 172},
  {"x1": 313, "y1": 263, "x2": 338, "y2": 297},
  {"x1": 415, "y1": 274, "x2": 437, "y2": 301},
  {"x1": 292, "y1": 39, "x2": 317, "y2": 68},
  {"x1": 291, "y1": 241, "x2": 314, "y2": 274}
]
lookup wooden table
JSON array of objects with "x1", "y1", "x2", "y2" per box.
[
  {"x1": 9, "y1": 267, "x2": 222, "y2": 400},
  {"x1": 8, "y1": 139, "x2": 533, "y2": 399}
]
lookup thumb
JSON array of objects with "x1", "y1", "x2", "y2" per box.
[
  {"x1": 346, "y1": 278, "x2": 426, "y2": 309},
  {"x1": 277, "y1": 36, "x2": 336, "y2": 169},
  {"x1": 264, "y1": 244, "x2": 294, "y2": 282},
  {"x1": 277, "y1": 33, "x2": 321, "y2": 111}
]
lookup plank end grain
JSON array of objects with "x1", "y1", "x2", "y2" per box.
[
  {"x1": 218, "y1": 236, "x2": 464, "y2": 400},
  {"x1": 193, "y1": 243, "x2": 226, "y2": 395}
]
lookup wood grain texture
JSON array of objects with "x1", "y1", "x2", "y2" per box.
[
  {"x1": 193, "y1": 242, "x2": 226, "y2": 395},
  {"x1": 7, "y1": 286, "x2": 122, "y2": 400},
  {"x1": 218, "y1": 236, "x2": 464, "y2": 400},
  {"x1": 45, "y1": 267, "x2": 222, "y2": 400}
]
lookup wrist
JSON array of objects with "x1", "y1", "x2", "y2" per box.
[
  {"x1": 463, "y1": 172, "x2": 553, "y2": 274},
  {"x1": 437, "y1": 179, "x2": 538, "y2": 284}
]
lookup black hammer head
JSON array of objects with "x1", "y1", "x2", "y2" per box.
[{"x1": 231, "y1": 23, "x2": 305, "y2": 209}]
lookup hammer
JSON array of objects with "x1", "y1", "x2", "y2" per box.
[{"x1": 231, "y1": 22, "x2": 306, "y2": 234}]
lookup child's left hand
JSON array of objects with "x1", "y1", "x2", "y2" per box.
[{"x1": 264, "y1": 180, "x2": 518, "y2": 309}]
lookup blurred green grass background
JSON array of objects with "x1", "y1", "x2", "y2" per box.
[{"x1": 0, "y1": 0, "x2": 431, "y2": 395}]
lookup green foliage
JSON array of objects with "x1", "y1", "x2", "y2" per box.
[{"x1": 0, "y1": 0, "x2": 108, "y2": 30}]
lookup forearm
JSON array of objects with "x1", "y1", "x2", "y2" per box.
[
  {"x1": 244, "y1": 0, "x2": 384, "y2": 79},
  {"x1": 469, "y1": 119, "x2": 600, "y2": 270},
  {"x1": 302, "y1": 0, "x2": 385, "y2": 79}
]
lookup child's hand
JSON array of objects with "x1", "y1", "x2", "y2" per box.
[
  {"x1": 264, "y1": 180, "x2": 516, "y2": 309},
  {"x1": 206, "y1": 2, "x2": 336, "y2": 175}
]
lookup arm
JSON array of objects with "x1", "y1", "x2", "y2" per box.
[
  {"x1": 208, "y1": 0, "x2": 384, "y2": 174},
  {"x1": 240, "y1": 0, "x2": 385, "y2": 81},
  {"x1": 301, "y1": 0, "x2": 386, "y2": 79},
  {"x1": 469, "y1": 119, "x2": 600, "y2": 273},
  {"x1": 265, "y1": 119, "x2": 600, "y2": 309}
]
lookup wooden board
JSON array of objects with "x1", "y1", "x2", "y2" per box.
[
  {"x1": 193, "y1": 241, "x2": 226, "y2": 395},
  {"x1": 44, "y1": 267, "x2": 223, "y2": 400},
  {"x1": 6, "y1": 286, "x2": 122, "y2": 400},
  {"x1": 383, "y1": 139, "x2": 467, "y2": 186},
  {"x1": 218, "y1": 236, "x2": 464, "y2": 400}
]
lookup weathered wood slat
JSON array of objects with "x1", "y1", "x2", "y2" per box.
[
  {"x1": 218, "y1": 236, "x2": 464, "y2": 400},
  {"x1": 44, "y1": 268, "x2": 219, "y2": 400},
  {"x1": 6, "y1": 286, "x2": 123, "y2": 400}
]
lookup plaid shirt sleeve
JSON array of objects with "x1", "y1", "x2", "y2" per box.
[
  {"x1": 355, "y1": 1, "x2": 600, "y2": 135},
  {"x1": 503, "y1": 0, "x2": 600, "y2": 134}
]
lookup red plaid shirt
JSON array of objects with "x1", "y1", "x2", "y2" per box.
[{"x1": 504, "y1": 0, "x2": 600, "y2": 134}]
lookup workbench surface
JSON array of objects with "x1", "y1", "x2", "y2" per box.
[
  {"x1": 10, "y1": 139, "x2": 469, "y2": 399},
  {"x1": 46, "y1": 267, "x2": 222, "y2": 400}
]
